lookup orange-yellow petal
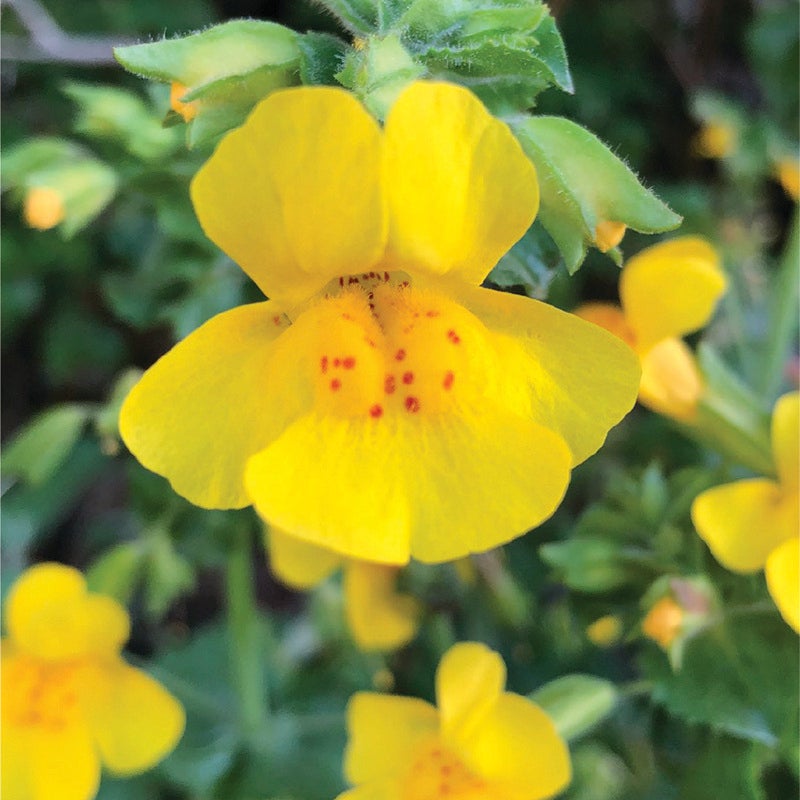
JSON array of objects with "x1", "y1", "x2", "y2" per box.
[
  {"x1": 344, "y1": 562, "x2": 419, "y2": 651},
  {"x1": 620, "y1": 236, "x2": 726, "y2": 352},
  {"x1": 437, "y1": 642, "x2": 506, "y2": 742},
  {"x1": 344, "y1": 692, "x2": 438, "y2": 785},
  {"x1": 692, "y1": 479, "x2": 798, "y2": 572},
  {"x1": 120, "y1": 302, "x2": 308, "y2": 510},
  {"x1": 772, "y1": 392, "x2": 799, "y2": 491},
  {"x1": 765, "y1": 536, "x2": 800, "y2": 633},
  {"x1": 267, "y1": 527, "x2": 343, "y2": 589},
  {"x1": 638, "y1": 337, "x2": 704, "y2": 421},
  {"x1": 459, "y1": 693, "x2": 571, "y2": 800},
  {"x1": 191, "y1": 87, "x2": 386, "y2": 308},
  {"x1": 594, "y1": 220, "x2": 626, "y2": 253},
  {"x1": 453, "y1": 284, "x2": 641, "y2": 466},
  {"x1": 573, "y1": 302, "x2": 637, "y2": 349},
  {"x1": 246, "y1": 405, "x2": 571, "y2": 565},
  {"x1": 81, "y1": 660, "x2": 184, "y2": 775},
  {"x1": 383, "y1": 82, "x2": 538, "y2": 285},
  {"x1": 24, "y1": 186, "x2": 65, "y2": 231}
]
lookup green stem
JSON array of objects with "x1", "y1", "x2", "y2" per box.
[
  {"x1": 226, "y1": 524, "x2": 268, "y2": 743},
  {"x1": 759, "y1": 206, "x2": 799, "y2": 399}
]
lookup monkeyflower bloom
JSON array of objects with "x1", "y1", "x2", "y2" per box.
[
  {"x1": 692, "y1": 392, "x2": 799, "y2": 632},
  {"x1": 775, "y1": 157, "x2": 800, "y2": 201},
  {"x1": 169, "y1": 82, "x2": 199, "y2": 122},
  {"x1": 586, "y1": 614, "x2": 622, "y2": 647},
  {"x1": 338, "y1": 642, "x2": 570, "y2": 799},
  {"x1": 1, "y1": 563, "x2": 185, "y2": 800},
  {"x1": 268, "y1": 528, "x2": 419, "y2": 651},
  {"x1": 576, "y1": 237, "x2": 726, "y2": 421},
  {"x1": 120, "y1": 81, "x2": 639, "y2": 564},
  {"x1": 23, "y1": 186, "x2": 65, "y2": 230},
  {"x1": 692, "y1": 120, "x2": 737, "y2": 159}
]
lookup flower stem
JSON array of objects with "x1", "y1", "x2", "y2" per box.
[{"x1": 226, "y1": 522, "x2": 268, "y2": 743}]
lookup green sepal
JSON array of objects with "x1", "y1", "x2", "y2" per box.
[
  {"x1": 298, "y1": 32, "x2": 349, "y2": 85},
  {"x1": 1, "y1": 404, "x2": 90, "y2": 486},
  {"x1": 531, "y1": 674, "x2": 618, "y2": 741},
  {"x1": 316, "y1": 0, "x2": 383, "y2": 35},
  {"x1": 488, "y1": 221, "x2": 562, "y2": 298},
  {"x1": 513, "y1": 115, "x2": 682, "y2": 273}
]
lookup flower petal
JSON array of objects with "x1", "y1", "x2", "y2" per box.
[
  {"x1": 81, "y1": 660, "x2": 185, "y2": 775},
  {"x1": 460, "y1": 693, "x2": 571, "y2": 800},
  {"x1": 573, "y1": 302, "x2": 636, "y2": 349},
  {"x1": 437, "y1": 642, "x2": 506, "y2": 742},
  {"x1": 5, "y1": 563, "x2": 89, "y2": 661},
  {"x1": 343, "y1": 692, "x2": 438, "y2": 785},
  {"x1": 638, "y1": 337, "x2": 704, "y2": 421},
  {"x1": 383, "y1": 82, "x2": 538, "y2": 284},
  {"x1": 120, "y1": 302, "x2": 308, "y2": 510},
  {"x1": 267, "y1": 527, "x2": 343, "y2": 589},
  {"x1": 246, "y1": 404, "x2": 572, "y2": 564},
  {"x1": 619, "y1": 236, "x2": 726, "y2": 351},
  {"x1": 772, "y1": 392, "x2": 799, "y2": 491},
  {"x1": 191, "y1": 87, "x2": 386, "y2": 308},
  {"x1": 765, "y1": 536, "x2": 800, "y2": 633},
  {"x1": 691, "y1": 479, "x2": 797, "y2": 572},
  {"x1": 453, "y1": 285, "x2": 640, "y2": 465},
  {"x1": 344, "y1": 562, "x2": 419, "y2": 651}
]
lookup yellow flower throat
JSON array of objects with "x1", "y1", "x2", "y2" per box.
[
  {"x1": 4, "y1": 655, "x2": 80, "y2": 731},
  {"x1": 403, "y1": 739, "x2": 495, "y2": 800},
  {"x1": 287, "y1": 272, "x2": 496, "y2": 420}
]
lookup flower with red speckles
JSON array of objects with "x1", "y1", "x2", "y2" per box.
[
  {"x1": 1, "y1": 563, "x2": 184, "y2": 800},
  {"x1": 337, "y1": 642, "x2": 571, "y2": 799},
  {"x1": 120, "y1": 80, "x2": 639, "y2": 564}
]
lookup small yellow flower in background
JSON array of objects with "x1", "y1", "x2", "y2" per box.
[
  {"x1": 120, "y1": 81, "x2": 639, "y2": 565},
  {"x1": 692, "y1": 120, "x2": 737, "y2": 159},
  {"x1": 586, "y1": 615, "x2": 622, "y2": 647},
  {"x1": 642, "y1": 596, "x2": 684, "y2": 650},
  {"x1": 268, "y1": 528, "x2": 419, "y2": 651},
  {"x1": 169, "y1": 82, "x2": 198, "y2": 122},
  {"x1": 1, "y1": 563, "x2": 185, "y2": 800},
  {"x1": 23, "y1": 186, "x2": 65, "y2": 230},
  {"x1": 338, "y1": 642, "x2": 571, "y2": 799},
  {"x1": 775, "y1": 157, "x2": 800, "y2": 201},
  {"x1": 692, "y1": 392, "x2": 800, "y2": 632},
  {"x1": 594, "y1": 220, "x2": 626, "y2": 253},
  {"x1": 576, "y1": 236, "x2": 727, "y2": 421}
]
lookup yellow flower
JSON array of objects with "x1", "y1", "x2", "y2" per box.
[
  {"x1": 1, "y1": 563, "x2": 185, "y2": 800},
  {"x1": 169, "y1": 81, "x2": 198, "y2": 122},
  {"x1": 268, "y1": 528, "x2": 419, "y2": 651},
  {"x1": 692, "y1": 121, "x2": 737, "y2": 159},
  {"x1": 775, "y1": 157, "x2": 800, "y2": 201},
  {"x1": 576, "y1": 237, "x2": 726, "y2": 421},
  {"x1": 338, "y1": 642, "x2": 571, "y2": 799},
  {"x1": 642, "y1": 596, "x2": 684, "y2": 649},
  {"x1": 586, "y1": 615, "x2": 622, "y2": 647},
  {"x1": 23, "y1": 186, "x2": 65, "y2": 230},
  {"x1": 120, "y1": 81, "x2": 640, "y2": 565},
  {"x1": 692, "y1": 392, "x2": 799, "y2": 632}
]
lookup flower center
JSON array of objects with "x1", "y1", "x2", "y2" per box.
[
  {"x1": 292, "y1": 272, "x2": 497, "y2": 420},
  {"x1": 3, "y1": 655, "x2": 80, "y2": 731},
  {"x1": 403, "y1": 739, "x2": 490, "y2": 800}
]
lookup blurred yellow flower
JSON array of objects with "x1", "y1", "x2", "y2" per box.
[
  {"x1": 338, "y1": 641, "x2": 571, "y2": 799},
  {"x1": 692, "y1": 121, "x2": 737, "y2": 159},
  {"x1": 642, "y1": 596, "x2": 684, "y2": 649},
  {"x1": 120, "y1": 81, "x2": 639, "y2": 565},
  {"x1": 169, "y1": 82, "x2": 198, "y2": 122},
  {"x1": 268, "y1": 529, "x2": 419, "y2": 651},
  {"x1": 692, "y1": 392, "x2": 799, "y2": 632},
  {"x1": 775, "y1": 157, "x2": 800, "y2": 201},
  {"x1": 576, "y1": 237, "x2": 726, "y2": 421},
  {"x1": 586, "y1": 614, "x2": 622, "y2": 647},
  {"x1": 23, "y1": 186, "x2": 65, "y2": 230},
  {"x1": 1, "y1": 563, "x2": 185, "y2": 800}
]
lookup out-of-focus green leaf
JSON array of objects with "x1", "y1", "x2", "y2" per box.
[
  {"x1": 2, "y1": 405, "x2": 90, "y2": 486},
  {"x1": 1, "y1": 138, "x2": 83, "y2": 186},
  {"x1": 680, "y1": 736, "x2": 768, "y2": 800},
  {"x1": 144, "y1": 530, "x2": 196, "y2": 617},
  {"x1": 540, "y1": 537, "x2": 635, "y2": 593},
  {"x1": 532, "y1": 674, "x2": 618, "y2": 740},
  {"x1": 86, "y1": 542, "x2": 146, "y2": 605},
  {"x1": 514, "y1": 116, "x2": 681, "y2": 272}
]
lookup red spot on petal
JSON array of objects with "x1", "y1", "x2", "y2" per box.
[
  {"x1": 273, "y1": 315, "x2": 282, "y2": 326},
  {"x1": 401, "y1": 280, "x2": 410, "y2": 288},
  {"x1": 384, "y1": 375, "x2": 396, "y2": 394},
  {"x1": 342, "y1": 312, "x2": 353, "y2": 321},
  {"x1": 333, "y1": 358, "x2": 341, "y2": 367},
  {"x1": 443, "y1": 371, "x2": 454, "y2": 390},
  {"x1": 426, "y1": 310, "x2": 440, "y2": 318},
  {"x1": 447, "y1": 329, "x2": 461, "y2": 344},
  {"x1": 369, "y1": 404, "x2": 383, "y2": 418},
  {"x1": 384, "y1": 271, "x2": 390, "y2": 281},
  {"x1": 395, "y1": 349, "x2": 406, "y2": 361},
  {"x1": 348, "y1": 276, "x2": 360, "y2": 285},
  {"x1": 320, "y1": 356, "x2": 328, "y2": 373},
  {"x1": 365, "y1": 338, "x2": 376, "y2": 348},
  {"x1": 343, "y1": 356, "x2": 356, "y2": 369},
  {"x1": 405, "y1": 396, "x2": 420, "y2": 413},
  {"x1": 330, "y1": 379, "x2": 341, "y2": 391},
  {"x1": 338, "y1": 276, "x2": 344, "y2": 287},
  {"x1": 402, "y1": 371, "x2": 414, "y2": 384}
]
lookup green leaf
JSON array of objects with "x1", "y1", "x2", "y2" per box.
[
  {"x1": 679, "y1": 736, "x2": 768, "y2": 800},
  {"x1": 298, "y1": 33, "x2": 349, "y2": 86},
  {"x1": 86, "y1": 542, "x2": 146, "y2": 605},
  {"x1": 514, "y1": 115, "x2": 682, "y2": 272},
  {"x1": 316, "y1": 0, "x2": 381, "y2": 35},
  {"x1": 1, "y1": 138, "x2": 83, "y2": 187},
  {"x1": 532, "y1": 674, "x2": 618, "y2": 740},
  {"x1": 144, "y1": 529, "x2": 196, "y2": 617},
  {"x1": 488, "y1": 221, "x2": 562, "y2": 298},
  {"x1": 2, "y1": 405, "x2": 90, "y2": 486},
  {"x1": 540, "y1": 537, "x2": 636, "y2": 593}
]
